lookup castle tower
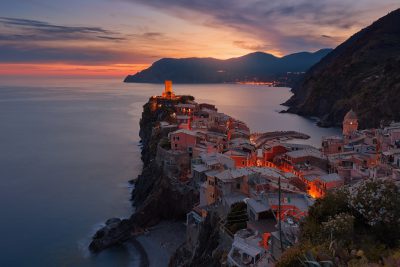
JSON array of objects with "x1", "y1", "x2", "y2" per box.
[
  {"x1": 343, "y1": 109, "x2": 358, "y2": 137},
  {"x1": 162, "y1": 80, "x2": 175, "y2": 99}
]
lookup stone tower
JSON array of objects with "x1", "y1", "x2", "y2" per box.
[
  {"x1": 343, "y1": 109, "x2": 358, "y2": 137},
  {"x1": 162, "y1": 80, "x2": 175, "y2": 99}
]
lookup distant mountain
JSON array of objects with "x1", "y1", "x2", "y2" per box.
[
  {"x1": 285, "y1": 9, "x2": 400, "y2": 128},
  {"x1": 124, "y1": 49, "x2": 332, "y2": 84}
]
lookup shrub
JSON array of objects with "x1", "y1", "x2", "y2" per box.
[
  {"x1": 277, "y1": 244, "x2": 306, "y2": 267},
  {"x1": 225, "y1": 202, "x2": 248, "y2": 235},
  {"x1": 321, "y1": 213, "x2": 354, "y2": 243},
  {"x1": 349, "y1": 179, "x2": 400, "y2": 246}
]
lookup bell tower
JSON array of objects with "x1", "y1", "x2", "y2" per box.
[
  {"x1": 343, "y1": 109, "x2": 358, "y2": 137},
  {"x1": 162, "y1": 80, "x2": 175, "y2": 99}
]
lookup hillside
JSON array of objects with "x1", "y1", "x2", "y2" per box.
[
  {"x1": 124, "y1": 49, "x2": 332, "y2": 84},
  {"x1": 285, "y1": 9, "x2": 400, "y2": 128}
]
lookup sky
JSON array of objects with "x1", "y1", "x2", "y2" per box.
[{"x1": 0, "y1": 0, "x2": 398, "y2": 77}]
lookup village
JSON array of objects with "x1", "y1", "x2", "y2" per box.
[{"x1": 148, "y1": 81, "x2": 400, "y2": 266}]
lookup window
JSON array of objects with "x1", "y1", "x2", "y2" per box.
[
  {"x1": 242, "y1": 160, "x2": 246, "y2": 165},
  {"x1": 236, "y1": 183, "x2": 240, "y2": 189},
  {"x1": 174, "y1": 144, "x2": 178, "y2": 148}
]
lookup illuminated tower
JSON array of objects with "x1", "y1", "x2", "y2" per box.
[
  {"x1": 343, "y1": 109, "x2": 358, "y2": 137},
  {"x1": 162, "y1": 80, "x2": 175, "y2": 99}
]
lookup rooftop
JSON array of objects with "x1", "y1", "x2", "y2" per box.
[
  {"x1": 170, "y1": 129, "x2": 198, "y2": 137},
  {"x1": 224, "y1": 149, "x2": 249, "y2": 157},
  {"x1": 192, "y1": 164, "x2": 209, "y2": 173},
  {"x1": 285, "y1": 149, "x2": 325, "y2": 159},
  {"x1": 175, "y1": 103, "x2": 196, "y2": 108},
  {"x1": 267, "y1": 192, "x2": 314, "y2": 212},
  {"x1": 344, "y1": 109, "x2": 358, "y2": 120},
  {"x1": 319, "y1": 173, "x2": 343, "y2": 183},
  {"x1": 247, "y1": 198, "x2": 270, "y2": 213}
]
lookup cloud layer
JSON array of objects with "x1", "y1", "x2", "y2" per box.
[
  {"x1": 127, "y1": 0, "x2": 399, "y2": 53},
  {"x1": 0, "y1": 0, "x2": 398, "y2": 71}
]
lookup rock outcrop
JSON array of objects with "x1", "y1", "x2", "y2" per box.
[
  {"x1": 168, "y1": 212, "x2": 223, "y2": 267},
  {"x1": 89, "y1": 218, "x2": 133, "y2": 253},
  {"x1": 89, "y1": 96, "x2": 198, "y2": 253}
]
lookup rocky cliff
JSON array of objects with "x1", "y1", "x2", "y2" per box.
[
  {"x1": 168, "y1": 212, "x2": 223, "y2": 267},
  {"x1": 89, "y1": 97, "x2": 198, "y2": 253},
  {"x1": 285, "y1": 9, "x2": 400, "y2": 128}
]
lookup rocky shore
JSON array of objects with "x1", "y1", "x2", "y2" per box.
[{"x1": 89, "y1": 96, "x2": 198, "y2": 255}]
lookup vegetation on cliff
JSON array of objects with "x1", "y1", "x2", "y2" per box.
[
  {"x1": 286, "y1": 9, "x2": 400, "y2": 128},
  {"x1": 169, "y1": 212, "x2": 223, "y2": 267},
  {"x1": 278, "y1": 179, "x2": 400, "y2": 266},
  {"x1": 225, "y1": 202, "x2": 248, "y2": 234}
]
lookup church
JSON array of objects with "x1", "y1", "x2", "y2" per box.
[{"x1": 343, "y1": 109, "x2": 359, "y2": 139}]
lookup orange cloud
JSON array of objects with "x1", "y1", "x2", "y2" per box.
[{"x1": 0, "y1": 63, "x2": 149, "y2": 77}]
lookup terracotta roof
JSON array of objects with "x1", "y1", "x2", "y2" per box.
[{"x1": 344, "y1": 109, "x2": 358, "y2": 120}]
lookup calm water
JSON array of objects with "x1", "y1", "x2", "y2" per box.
[{"x1": 0, "y1": 77, "x2": 340, "y2": 267}]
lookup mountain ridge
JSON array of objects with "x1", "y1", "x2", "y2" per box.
[
  {"x1": 124, "y1": 49, "x2": 332, "y2": 84},
  {"x1": 285, "y1": 9, "x2": 400, "y2": 128}
]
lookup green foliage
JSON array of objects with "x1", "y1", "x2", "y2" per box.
[
  {"x1": 308, "y1": 187, "x2": 351, "y2": 223},
  {"x1": 321, "y1": 213, "x2": 354, "y2": 243},
  {"x1": 281, "y1": 179, "x2": 400, "y2": 266},
  {"x1": 277, "y1": 244, "x2": 308, "y2": 267},
  {"x1": 349, "y1": 179, "x2": 400, "y2": 246},
  {"x1": 225, "y1": 202, "x2": 248, "y2": 235},
  {"x1": 159, "y1": 138, "x2": 171, "y2": 150},
  {"x1": 300, "y1": 251, "x2": 334, "y2": 267},
  {"x1": 301, "y1": 188, "x2": 351, "y2": 243}
]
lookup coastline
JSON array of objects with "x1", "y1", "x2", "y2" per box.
[
  {"x1": 130, "y1": 238, "x2": 149, "y2": 267},
  {"x1": 89, "y1": 82, "x2": 341, "y2": 265},
  {"x1": 136, "y1": 221, "x2": 186, "y2": 267}
]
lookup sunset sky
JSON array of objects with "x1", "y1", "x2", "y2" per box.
[{"x1": 0, "y1": 0, "x2": 398, "y2": 77}]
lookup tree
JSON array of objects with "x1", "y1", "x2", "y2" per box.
[{"x1": 349, "y1": 179, "x2": 400, "y2": 246}]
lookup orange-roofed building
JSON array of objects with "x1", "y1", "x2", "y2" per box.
[{"x1": 170, "y1": 129, "x2": 199, "y2": 155}]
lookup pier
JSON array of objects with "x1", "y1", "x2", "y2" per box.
[{"x1": 250, "y1": 131, "x2": 310, "y2": 148}]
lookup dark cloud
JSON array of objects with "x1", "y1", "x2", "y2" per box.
[
  {"x1": 0, "y1": 17, "x2": 124, "y2": 42},
  {"x1": 0, "y1": 17, "x2": 141, "y2": 64},
  {"x1": 96, "y1": 35, "x2": 127, "y2": 41},
  {"x1": 126, "y1": 0, "x2": 398, "y2": 53},
  {"x1": 142, "y1": 32, "x2": 163, "y2": 38},
  {"x1": 0, "y1": 17, "x2": 110, "y2": 34},
  {"x1": 0, "y1": 43, "x2": 149, "y2": 64}
]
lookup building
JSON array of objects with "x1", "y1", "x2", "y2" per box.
[
  {"x1": 162, "y1": 80, "x2": 176, "y2": 99},
  {"x1": 227, "y1": 229, "x2": 268, "y2": 267},
  {"x1": 343, "y1": 109, "x2": 359, "y2": 138},
  {"x1": 309, "y1": 173, "x2": 344, "y2": 198},
  {"x1": 280, "y1": 149, "x2": 328, "y2": 175},
  {"x1": 170, "y1": 129, "x2": 199, "y2": 155},
  {"x1": 322, "y1": 136, "x2": 344, "y2": 154}
]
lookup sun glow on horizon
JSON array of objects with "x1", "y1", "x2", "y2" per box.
[{"x1": 0, "y1": 63, "x2": 150, "y2": 77}]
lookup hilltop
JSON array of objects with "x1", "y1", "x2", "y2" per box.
[
  {"x1": 285, "y1": 9, "x2": 400, "y2": 128},
  {"x1": 124, "y1": 49, "x2": 332, "y2": 84}
]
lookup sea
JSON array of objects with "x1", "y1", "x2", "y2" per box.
[{"x1": 0, "y1": 76, "x2": 340, "y2": 267}]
